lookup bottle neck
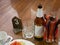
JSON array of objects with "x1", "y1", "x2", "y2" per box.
[{"x1": 36, "y1": 8, "x2": 44, "y2": 18}]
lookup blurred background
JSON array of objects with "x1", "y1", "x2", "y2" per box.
[{"x1": 0, "y1": 0, "x2": 60, "y2": 39}]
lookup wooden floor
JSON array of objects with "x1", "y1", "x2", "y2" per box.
[{"x1": 0, "y1": 0, "x2": 60, "y2": 39}]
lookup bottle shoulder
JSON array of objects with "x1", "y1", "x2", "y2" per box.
[{"x1": 34, "y1": 17, "x2": 44, "y2": 26}]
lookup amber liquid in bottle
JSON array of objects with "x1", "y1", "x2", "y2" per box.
[{"x1": 34, "y1": 5, "x2": 44, "y2": 41}]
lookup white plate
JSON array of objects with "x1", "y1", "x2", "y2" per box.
[{"x1": 9, "y1": 39, "x2": 35, "y2": 45}]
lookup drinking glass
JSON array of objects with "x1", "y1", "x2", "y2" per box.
[
  {"x1": 0, "y1": 31, "x2": 13, "y2": 45},
  {"x1": 22, "y1": 20, "x2": 34, "y2": 39}
]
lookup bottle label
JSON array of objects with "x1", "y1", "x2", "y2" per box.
[{"x1": 35, "y1": 25, "x2": 44, "y2": 37}]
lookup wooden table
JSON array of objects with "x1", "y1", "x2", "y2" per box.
[
  {"x1": 0, "y1": 3, "x2": 59, "y2": 45},
  {"x1": 10, "y1": 31, "x2": 58, "y2": 45}
]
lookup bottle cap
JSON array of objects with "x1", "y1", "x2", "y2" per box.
[{"x1": 38, "y1": 5, "x2": 42, "y2": 9}]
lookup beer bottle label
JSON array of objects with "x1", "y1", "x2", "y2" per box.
[{"x1": 35, "y1": 25, "x2": 44, "y2": 38}]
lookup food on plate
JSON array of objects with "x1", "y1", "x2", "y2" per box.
[{"x1": 10, "y1": 41, "x2": 25, "y2": 45}]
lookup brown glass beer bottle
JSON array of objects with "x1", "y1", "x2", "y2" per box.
[{"x1": 34, "y1": 5, "x2": 44, "y2": 41}]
